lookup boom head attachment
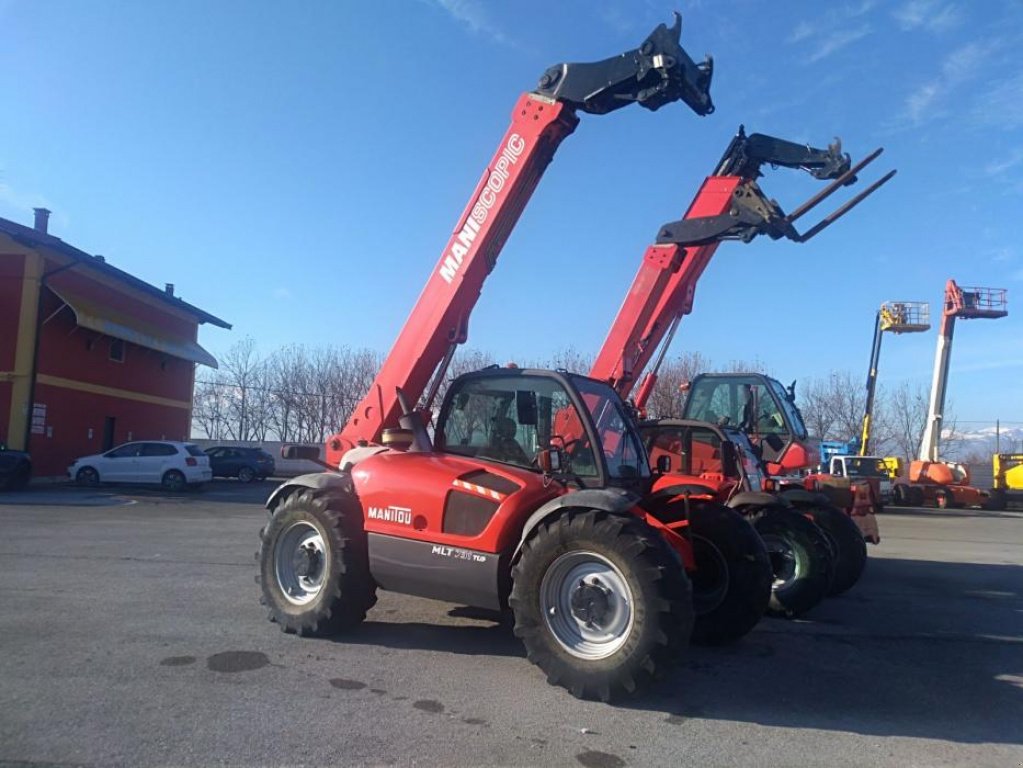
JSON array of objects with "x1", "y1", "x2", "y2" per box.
[
  {"x1": 657, "y1": 132, "x2": 896, "y2": 247},
  {"x1": 536, "y1": 13, "x2": 714, "y2": 116},
  {"x1": 880, "y1": 301, "x2": 930, "y2": 333},
  {"x1": 944, "y1": 280, "x2": 1008, "y2": 320},
  {"x1": 715, "y1": 126, "x2": 851, "y2": 180}
]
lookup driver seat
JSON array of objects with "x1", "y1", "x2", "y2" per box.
[{"x1": 484, "y1": 417, "x2": 530, "y2": 465}]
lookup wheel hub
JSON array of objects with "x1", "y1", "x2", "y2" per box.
[
  {"x1": 292, "y1": 543, "x2": 322, "y2": 579},
  {"x1": 569, "y1": 577, "x2": 613, "y2": 628}
]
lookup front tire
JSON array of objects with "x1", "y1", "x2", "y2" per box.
[
  {"x1": 76, "y1": 466, "x2": 99, "y2": 487},
  {"x1": 753, "y1": 508, "x2": 833, "y2": 618},
  {"x1": 687, "y1": 504, "x2": 772, "y2": 646},
  {"x1": 510, "y1": 510, "x2": 693, "y2": 702},
  {"x1": 259, "y1": 489, "x2": 376, "y2": 636},
  {"x1": 237, "y1": 466, "x2": 256, "y2": 483},
  {"x1": 806, "y1": 505, "x2": 867, "y2": 596},
  {"x1": 7, "y1": 463, "x2": 31, "y2": 491},
  {"x1": 162, "y1": 470, "x2": 186, "y2": 491}
]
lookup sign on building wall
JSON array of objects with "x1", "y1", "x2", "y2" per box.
[{"x1": 30, "y1": 403, "x2": 46, "y2": 435}]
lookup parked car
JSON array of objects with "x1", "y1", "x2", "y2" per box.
[
  {"x1": 204, "y1": 446, "x2": 275, "y2": 482},
  {"x1": 69, "y1": 441, "x2": 211, "y2": 491},
  {"x1": 0, "y1": 441, "x2": 31, "y2": 491}
]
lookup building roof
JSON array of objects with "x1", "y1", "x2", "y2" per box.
[{"x1": 0, "y1": 215, "x2": 231, "y2": 329}]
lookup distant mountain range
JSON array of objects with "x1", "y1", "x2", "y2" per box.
[{"x1": 945, "y1": 425, "x2": 1023, "y2": 457}]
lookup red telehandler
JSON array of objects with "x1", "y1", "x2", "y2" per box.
[
  {"x1": 587, "y1": 128, "x2": 894, "y2": 614},
  {"x1": 259, "y1": 17, "x2": 722, "y2": 702}
]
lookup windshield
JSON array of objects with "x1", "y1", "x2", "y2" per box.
[
  {"x1": 768, "y1": 378, "x2": 808, "y2": 440},
  {"x1": 844, "y1": 457, "x2": 888, "y2": 478},
  {"x1": 438, "y1": 375, "x2": 598, "y2": 476},
  {"x1": 571, "y1": 375, "x2": 650, "y2": 481}
]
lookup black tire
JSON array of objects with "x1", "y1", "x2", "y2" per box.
[
  {"x1": 162, "y1": 470, "x2": 186, "y2": 492},
  {"x1": 688, "y1": 503, "x2": 772, "y2": 646},
  {"x1": 259, "y1": 489, "x2": 376, "y2": 636},
  {"x1": 7, "y1": 463, "x2": 31, "y2": 491},
  {"x1": 752, "y1": 508, "x2": 833, "y2": 618},
  {"x1": 509, "y1": 510, "x2": 693, "y2": 702},
  {"x1": 892, "y1": 484, "x2": 906, "y2": 506},
  {"x1": 987, "y1": 490, "x2": 1007, "y2": 511},
  {"x1": 806, "y1": 505, "x2": 867, "y2": 596},
  {"x1": 76, "y1": 466, "x2": 100, "y2": 487},
  {"x1": 237, "y1": 466, "x2": 256, "y2": 483}
]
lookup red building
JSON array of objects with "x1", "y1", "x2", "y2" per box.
[{"x1": 0, "y1": 210, "x2": 230, "y2": 477}]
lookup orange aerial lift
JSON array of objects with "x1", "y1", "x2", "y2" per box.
[{"x1": 893, "y1": 280, "x2": 1008, "y2": 508}]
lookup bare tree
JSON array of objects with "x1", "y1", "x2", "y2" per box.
[
  {"x1": 887, "y1": 381, "x2": 929, "y2": 460},
  {"x1": 644, "y1": 350, "x2": 710, "y2": 419}
]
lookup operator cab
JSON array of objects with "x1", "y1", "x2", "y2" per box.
[
  {"x1": 640, "y1": 419, "x2": 766, "y2": 493},
  {"x1": 681, "y1": 372, "x2": 810, "y2": 474},
  {"x1": 435, "y1": 368, "x2": 650, "y2": 491}
]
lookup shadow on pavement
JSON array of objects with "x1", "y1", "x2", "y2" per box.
[{"x1": 338, "y1": 556, "x2": 1022, "y2": 745}]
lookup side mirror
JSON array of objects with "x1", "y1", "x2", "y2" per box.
[
  {"x1": 537, "y1": 448, "x2": 562, "y2": 474},
  {"x1": 282, "y1": 445, "x2": 321, "y2": 460},
  {"x1": 655, "y1": 455, "x2": 672, "y2": 474}
]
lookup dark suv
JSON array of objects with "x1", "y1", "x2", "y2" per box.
[
  {"x1": 0, "y1": 441, "x2": 32, "y2": 491},
  {"x1": 204, "y1": 446, "x2": 275, "y2": 483}
]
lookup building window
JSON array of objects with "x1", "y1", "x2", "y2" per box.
[{"x1": 109, "y1": 339, "x2": 125, "y2": 362}]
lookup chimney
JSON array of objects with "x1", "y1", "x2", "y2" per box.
[
  {"x1": 33, "y1": 208, "x2": 51, "y2": 234},
  {"x1": 94, "y1": 254, "x2": 105, "y2": 263},
  {"x1": 165, "y1": 283, "x2": 175, "y2": 296}
]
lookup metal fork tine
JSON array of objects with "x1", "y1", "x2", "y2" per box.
[
  {"x1": 795, "y1": 169, "x2": 898, "y2": 242},
  {"x1": 787, "y1": 147, "x2": 885, "y2": 224}
]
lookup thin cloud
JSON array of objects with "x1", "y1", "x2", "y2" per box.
[
  {"x1": 983, "y1": 148, "x2": 1023, "y2": 178},
  {"x1": 898, "y1": 40, "x2": 994, "y2": 126},
  {"x1": 971, "y1": 72, "x2": 1023, "y2": 130},
  {"x1": 893, "y1": 0, "x2": 962, "y2": 32},
  {"x1": 786, "y1": 4, "x2": 876, "y2": 62},
  {"x1": 429, "y1": 0, "x2": 511, "y2": 46},
  {"x1": 808, "y1": 25, "x2": 870, "y2": 62}
]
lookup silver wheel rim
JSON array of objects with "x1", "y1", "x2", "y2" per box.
[
  {"x1": 274, "y1": 521, "x2": 327, "y2": 606},
  {"x1": 539, "y1": 551, "x2": 634, "y2": 660},
  {"x1": 762, "y1": 533, "x2": 806, "y2": 591},
  {"x1": 164, "y1": 472, "x2": 184, "y2": 490}
]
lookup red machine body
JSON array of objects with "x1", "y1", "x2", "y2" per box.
[{"x1": 330, "y1": 95, "x2": 578, "y2": 464}]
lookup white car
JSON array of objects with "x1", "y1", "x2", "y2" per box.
[{"x1": 69, "y1": 441, "x2": 212, "y2": 491}]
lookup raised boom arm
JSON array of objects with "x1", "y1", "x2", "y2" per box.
[
  {"x1": 326, "y1": 16, "x2": 713, "y2": 466},
  {"x1": 589, "y1": 127, "x2": 895, "y2": 407}
]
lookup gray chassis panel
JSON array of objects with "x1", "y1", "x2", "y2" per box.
[{"x1": 368, "y1": 533, "x2": 502, "y2": 610}]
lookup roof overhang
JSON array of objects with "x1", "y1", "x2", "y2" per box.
[{"x1": 49, "y1": 287, "x2": 219, "y2": 368}]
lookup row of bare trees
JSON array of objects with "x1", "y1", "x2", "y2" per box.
[
  {"x1": 193, "y1": 339, "x2": 381, "y2": 443},
  {"x1": 192, "y1": 340, "x2": 948, "y2": 459}
]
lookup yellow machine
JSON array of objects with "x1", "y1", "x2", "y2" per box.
[
  {"x1": 882, "y1": 456, "x2": 903, "y2": 479},
  {"x1": 989, "y1": 453, "x2": 1023, "y2": 510}
]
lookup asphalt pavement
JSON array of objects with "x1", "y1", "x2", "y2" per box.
[{"x1": 1, "y1": 482, "x2": 1021, "y2": 767}]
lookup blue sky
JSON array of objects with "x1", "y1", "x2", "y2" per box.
[{"x1": 1, "y1": 0, "x2": 1021, "y2": 424}]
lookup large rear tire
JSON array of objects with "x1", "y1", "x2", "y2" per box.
[
  {"x1": 259, "y1": 489, "x2": 377, "y2": 636},
  {"x1": 806, "y1": 505, "x2": 867, "y2": 596},
  {"x1": 752, "y1": 508, "x2": 833, "y2": 618},
  {"x1": 687, "y1": 504, "x2": 772, "y2": 646},
  {"x1": 510, "y1": 510, "x2": 693, "y2": 702}
]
